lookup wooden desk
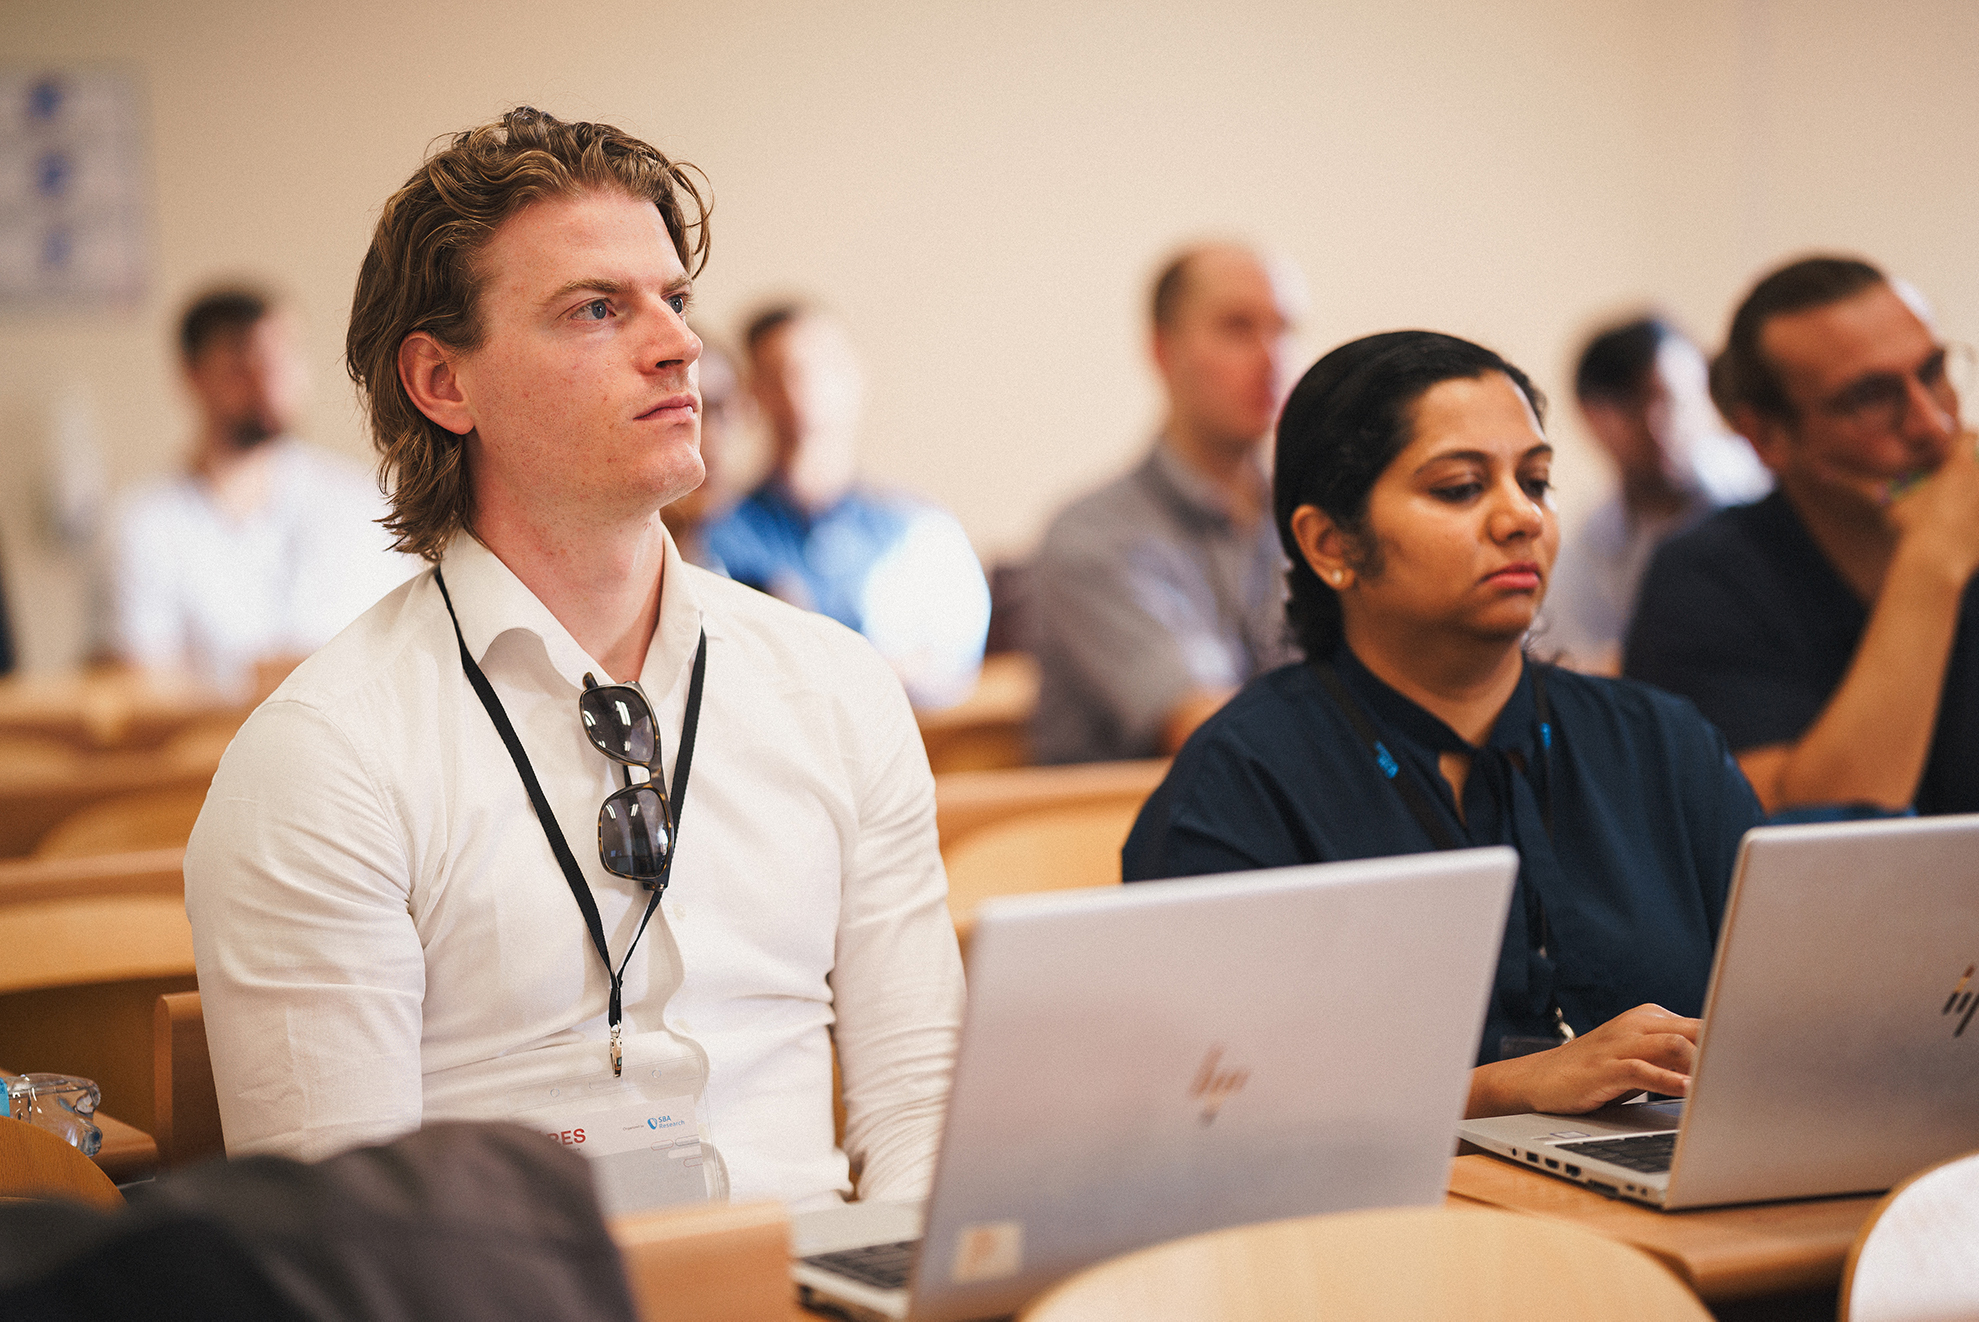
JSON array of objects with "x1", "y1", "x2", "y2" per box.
[
  {"x1": 2, "y1": 1063, "x2": 158, "y2": 1186},
  {"x1": 1447, "y1": 1153, "x2": 1876, "y2": 1302}
]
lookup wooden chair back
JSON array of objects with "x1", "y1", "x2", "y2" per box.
[
  {"x1": 0, "y1": 1114, "x2": 125, "y2": 1209},
  {"x1": 934, "y1": 758, "x2": 1167, "y2": 851},
  {"x1": 0, "y1": 746, "x2": 223, "y2": 858},
  {"x1": 941, "y1": 800, "x2": 1139, "y2": 945},
  {"x1": 1840, "y1": 1148, "x2": 1979, "y2": 1322},
  {"x1": 0, "y1": 851, "x2": 196, "y2": 1131},
  {"x1": 1018, "y1": 1205, "x2": 1712, "y2": 1322},
  {"x1": 610, "y1": 1199, "x2": 792, "y2": 1322},
  {"x1": 0, "y1": 667, "x2": 241, "y2": 752},
  {"x1": 35, "y1": 786, "x2": 213, "y2": 859},
  {"x1": 153, "y1": 992, "x2": 225, "y2": 1169},
  {"x1": 0, "y1": 847, "x2": 186, "y2": 905},
  {"x1": 918, "y1": 653, "x2": 1039, "y2": 773}
]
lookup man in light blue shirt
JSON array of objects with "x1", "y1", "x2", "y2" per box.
[{"x1": 706, "y1": 305, "x2": 989, "y2": 710}]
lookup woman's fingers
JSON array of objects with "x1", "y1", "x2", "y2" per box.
[{"x1": 1532, "y1": 1006, "x2": 1702, "y2": 1113}]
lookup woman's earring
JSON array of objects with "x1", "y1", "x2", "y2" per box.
[{"x1": 1329, "y1": 571, "x2": 1347, "y2": 588}]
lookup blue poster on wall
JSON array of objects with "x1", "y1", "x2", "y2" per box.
[{"x1": 0, "y1": 68, "x2": 147, "y2": 305}]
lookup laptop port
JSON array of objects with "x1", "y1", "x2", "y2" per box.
[
  {"x1": 1543, "y1": 1158, "x2": 1559, "y2": 1169},
  {"x1": 1524, "y1": 1151, "x2": 1539, "y2": 1163},
  {"x1": 1585, "y1": 1180, "x2": 1620, "y2": 1199},
  {"x1": 1563, "y1": 1164, "x2": 1581, "y2": 1177}
]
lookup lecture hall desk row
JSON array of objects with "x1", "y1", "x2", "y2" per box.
[{"x1": 65, "y1": 1105, "x2": 1872, "y2": 1317}]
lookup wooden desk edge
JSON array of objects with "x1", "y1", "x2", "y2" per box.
[
  {"x1": 1447, "y1": 1153, "x2": 1874, "y2": 1301},
  {"x1": 94, "y1": 1111, "x2": 160, "y2": 1184}
]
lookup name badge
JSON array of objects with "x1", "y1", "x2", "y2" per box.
[{"x1": 513, "y1": 1067, "x2": 724, "y2": 1215}]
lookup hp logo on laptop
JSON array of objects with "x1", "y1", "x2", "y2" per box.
[{"x1": 1944, "y1": 964, "x2": 1978, "y2": 1037}]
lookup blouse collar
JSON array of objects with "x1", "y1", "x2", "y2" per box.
[{"x1": 1329, "y1": 642, "x2": 1541, "y2": 760}]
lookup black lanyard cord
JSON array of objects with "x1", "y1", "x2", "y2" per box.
[
  {"x1": 1311, "y1": 657, "x2": 1553, "y2": 847},
  {"x1": 1313, "y1": 656, "x2": 1572, "y2": 1041},
  {"x1": 433, "y1": 566, "x2": 708, "y2": 1074}
]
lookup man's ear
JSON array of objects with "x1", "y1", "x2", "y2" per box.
[
  {"x1": 1289, "y1": 503, "x2": 1359, "y2": 592},
  {"x1": 1730, "y1": 405, "x2": 1791, "y2": 477},
  {"x1": 1150, "y1": 325, "x2": 1175, "y2": 380},
  {"x1": 398, "y1": 333, "x2": 475, "y2": 436}
]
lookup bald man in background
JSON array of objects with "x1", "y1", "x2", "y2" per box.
[{"x1": 1030, "y1": 243, "x2": 1306, "y2": 764}]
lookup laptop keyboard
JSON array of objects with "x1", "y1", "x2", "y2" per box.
[
  {"x1": 1556, "y1": 1131, "x2": 1677, "y2": 1174},
  {"x1": 804, "y1": 1240, "x2": 919, "y2": 1291}
]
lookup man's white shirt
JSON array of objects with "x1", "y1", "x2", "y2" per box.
[
  {"x1": 105, "y1": 440, "x2": 419, "y2": 691},
  {"x1": 184, "y1": 528, "x2": 964, "y2": 1211}
]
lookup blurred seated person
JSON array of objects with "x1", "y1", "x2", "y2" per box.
[
  {"x1": 100, "y1": 286, "x2": 416, "y2": 694},
  {"x1": 1537, "y1": 316, "x2": 1769, "y2": 673},
  {"x1": 659, "y1": 332, "x2": 748, "y2": 571},
  {"x1": 1126, "y1": 331, "x2": 1763, "y2": 1118},
  {"x1": 1626, "y1": 257, "x2": 1979, "y2": 816},
  {"x1": 704, "y1": 305, "x2": 989, "y2": 709},
  {"x1": 1030, "y1": 243, "x2": 1304, "y2": 764}
]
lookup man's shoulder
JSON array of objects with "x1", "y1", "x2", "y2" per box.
[
  {"x1": 1036, "y1": 458, "x2": 1172, "y2": 561},
  {"x1": 687, "y1": 563, "x2": 896, "y2": 684},
  {"x1": 1647, "y1": 493, "x2": 1794, "y2": 577},
  {"x1": 113, "y1": 469, "x2": 203, "y2": 528},
  {"x1": 1175, "y1": 663, "x2": 1322, "y2": 757},
  {"x1": 269, "y1": 443, "x2": 390, "y2": 518},
  {"x1": 273, "y1": 440, "x2": 374, "y2": 482},
  {"x1": 1541, "y1": 663, "x2": 1728, "y2": 750},
  {"x1": 263, "y1": 570, "x2": 441, "y2": 714}
]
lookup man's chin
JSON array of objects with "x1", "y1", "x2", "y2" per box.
[{"x1": 228, "y1": 421, "x2": 280, "y2": 449}]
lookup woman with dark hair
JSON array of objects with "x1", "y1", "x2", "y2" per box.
[{"x1": 1124, "y1": 330, "x2": 1764, "y2": 1118}]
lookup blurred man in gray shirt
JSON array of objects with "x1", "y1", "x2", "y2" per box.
[{"x1": 1030, "y1": 244, "x2": 1305, "y2": 764}]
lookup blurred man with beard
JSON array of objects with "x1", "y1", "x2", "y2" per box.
[{"x1": 102, "y1": 286, "x2": 414, "y2": 691}]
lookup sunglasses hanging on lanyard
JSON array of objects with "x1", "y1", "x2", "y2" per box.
[{"x1": 434, "y1": 567, "x2": 707, "y2": 1076}]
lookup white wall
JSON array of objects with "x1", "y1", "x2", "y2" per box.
[{"x1": 3, "y1": 0, "x2": 1976, "y2": 669}]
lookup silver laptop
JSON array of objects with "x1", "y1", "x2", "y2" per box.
[
  {"x1": 1459, "y1": 813, "x2": 1979, "y2": 1210},
  {"x1": 794, "y1": 848, "x2": 1518, "y2": 1322}
]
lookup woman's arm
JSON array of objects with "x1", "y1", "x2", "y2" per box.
[{"x1": 1464, "y1": 1003, "x2": 1698, "y2": 1118}]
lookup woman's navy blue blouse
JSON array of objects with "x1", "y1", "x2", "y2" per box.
[{"x1": 1123, "y1": 647, "x2": 1764, "y2": 1065}]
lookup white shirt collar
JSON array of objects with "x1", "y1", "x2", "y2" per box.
[{"x1": 436, "y1": 526, "x2": 705, "y2": 699}]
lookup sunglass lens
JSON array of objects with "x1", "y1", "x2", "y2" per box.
[
  {"x1": 580, "y1": 686, "x2": 657, "y2": 763},
  {"x1": 599, "y1": 784, "x2": 672, "y2": 880}
]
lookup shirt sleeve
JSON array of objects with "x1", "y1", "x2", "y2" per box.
[
  {"x1": 1035, "y1": 528, "x2": 1238, "y2": 756},
  {"x1": 1624, "y1": 539, "x2": 1830, "y2": 751},
  {"x1": 827, "y1": 654, "x2": 965, "y2": 1202},
  {"x1": 183, "y1": 697, "x2": 426, "y2": 1162},
  {"x1": 857, "y1": 506, "x2": 991, "y2": 711}
]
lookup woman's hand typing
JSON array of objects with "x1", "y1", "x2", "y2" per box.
[{"x1": 1465, "y1": 1003, "x2": 1699, "y2": 1119}]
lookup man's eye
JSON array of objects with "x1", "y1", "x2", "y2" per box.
[
  {"x1": 667, "y1": 293, "x2": 688, "y2": 315},
  {"x1": 577, "y1": 299, "x2": 612, "y2": 321}
]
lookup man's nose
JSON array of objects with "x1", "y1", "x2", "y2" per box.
[
  {"x1": 643, "y1": 301, "x2": 700, "y2": 371},
  {"x1": 1900, "y1": 372, "x2": 1958, "y2": 443}
]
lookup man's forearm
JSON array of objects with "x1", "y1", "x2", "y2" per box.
[{"x1": 1753, "y1": 544, "x2": 1967, "y2": 811}]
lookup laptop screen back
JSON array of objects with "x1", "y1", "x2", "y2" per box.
[
  {"x1": 1671, "y1": 813, "x2": 1979, "y2": 1208},
  {"x1": 907, "y1": 848, "x2": 1517, "y2": 1322}
]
